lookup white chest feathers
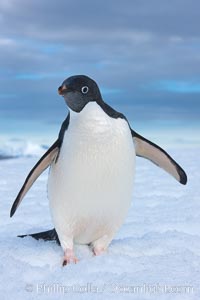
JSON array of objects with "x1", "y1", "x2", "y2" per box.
[{"x1": 48, "y1": 102, "x2": 135, "y2": 245}]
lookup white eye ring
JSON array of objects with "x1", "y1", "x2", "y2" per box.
[{"x1": 81, "y1": 86, "x2": 89, "y2": 94}]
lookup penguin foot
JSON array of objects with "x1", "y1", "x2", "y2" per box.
[
  {"x1": 91, "y1": 234, "x2": 111, "y2": 256},
  {"x1": 93, "y1": 247, "x2": 106, "y2": 256},
  {"x1": 62, "y1": 248, "x2": 78, "y2": 266}
]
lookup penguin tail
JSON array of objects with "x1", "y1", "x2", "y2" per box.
[{"x1": 18, "y1": 228, "x2": 60, "y2": 245}]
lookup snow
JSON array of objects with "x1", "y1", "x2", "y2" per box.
[
  {"x1": 0, "y1": 139, "x2": 47, "y2": 159},
  {"x1": 0, "y1": 146, "x2": 199, "y2": 300}
]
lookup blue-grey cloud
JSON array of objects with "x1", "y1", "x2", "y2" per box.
[
  {"x1": 0, "y1": 0, "x2": 200, "y2": 130},
  {"x1": 147, "y1": 80, "x2": 200, "y2": 93}
]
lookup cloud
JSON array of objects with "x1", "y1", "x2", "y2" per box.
[
  {"x1": 0, "y1": 0, "x2": 200, "y2": 125},
  {"x1": 14, "y1": 71, "x2": 69, "y2": 80},
  {"x1": 0, "y1": 37, "x2": 15, "y2": 46},
  {"x1": 1, "y1": 0, "x2": 200, "y2": 39},
  {"x1": 148, "y1": 80, "x2": 200, "y2": 94}
]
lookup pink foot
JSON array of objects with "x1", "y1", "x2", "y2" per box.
[
  {"x1": 62, "y1": 248, "x2": 79, "y2": 266},
  {"x1": 93, "y1": 247, "x2": 106, "y2": 256}
]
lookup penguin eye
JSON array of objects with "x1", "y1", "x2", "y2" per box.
[{"x1": 81, "y1": 86, "x2": 89, "y2": 94}]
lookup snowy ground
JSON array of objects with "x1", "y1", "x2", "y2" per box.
[{"x1": 0, "y1": 146, "x2": 199, "y2": 300}]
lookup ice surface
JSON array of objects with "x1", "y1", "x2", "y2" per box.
[{"x1": 0, "y1": 147, "x2": 199, "y2": 300}]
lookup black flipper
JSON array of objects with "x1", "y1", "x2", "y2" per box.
[
  {"x1": 18, "y1": 229, "x2": 60, "y2": 245},
  {"x1": 10, "y1": 141, "x2": 60, "y2": 217},
  {"x1": 132, "y1": 130, "x2": 187, "y2": 185},
  {"x1": 10, "y1": 113, "x2": 70, "y2": 218}
]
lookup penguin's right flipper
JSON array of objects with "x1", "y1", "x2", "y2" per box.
[
  {"x1": 10, "y1": 140, "x2": 60, "y2": 217},
  {"x1": 18, "y1": 228, "x2": 60, "y2": 245}
]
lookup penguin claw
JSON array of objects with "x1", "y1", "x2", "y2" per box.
[
  {"x1": 62, "y1": 259, "x2": 68, "y2": 266},
  {"x1": 62, "y1": 248, "x2": 79, "y2": 266},
  {"x1": 62, "y1": 257, "x2": 79, "y2": 266}
]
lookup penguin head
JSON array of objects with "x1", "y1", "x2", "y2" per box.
[{"x1": 58, "y1": 75, "x2": 103, "y2": 112}]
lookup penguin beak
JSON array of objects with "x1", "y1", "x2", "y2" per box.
[{"x1": 58, "y1": 85, "x2": 68, "y2": 95}]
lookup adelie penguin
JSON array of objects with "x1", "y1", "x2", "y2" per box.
[{"x1": 10, "y1": 75, "x2": 187, "y2": 266}]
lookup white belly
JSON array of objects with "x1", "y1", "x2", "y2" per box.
[{"x1": 48, "y1": 102, "x2": 135, "y2": 245}]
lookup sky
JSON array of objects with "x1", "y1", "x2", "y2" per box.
[{"x1": 0, "y1": 0, "x2": 200, "y2": 140}]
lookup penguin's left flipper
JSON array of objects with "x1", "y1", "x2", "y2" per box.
[
  {"x1": 18, "y1": 228, "x2": 60, "y2": 245},
  {"x1": 132, "y1": 130, "x2": 187, "y2": 185},
  {"x1": 10, "y1": 140, "x2": 60, "y2": 217}
]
